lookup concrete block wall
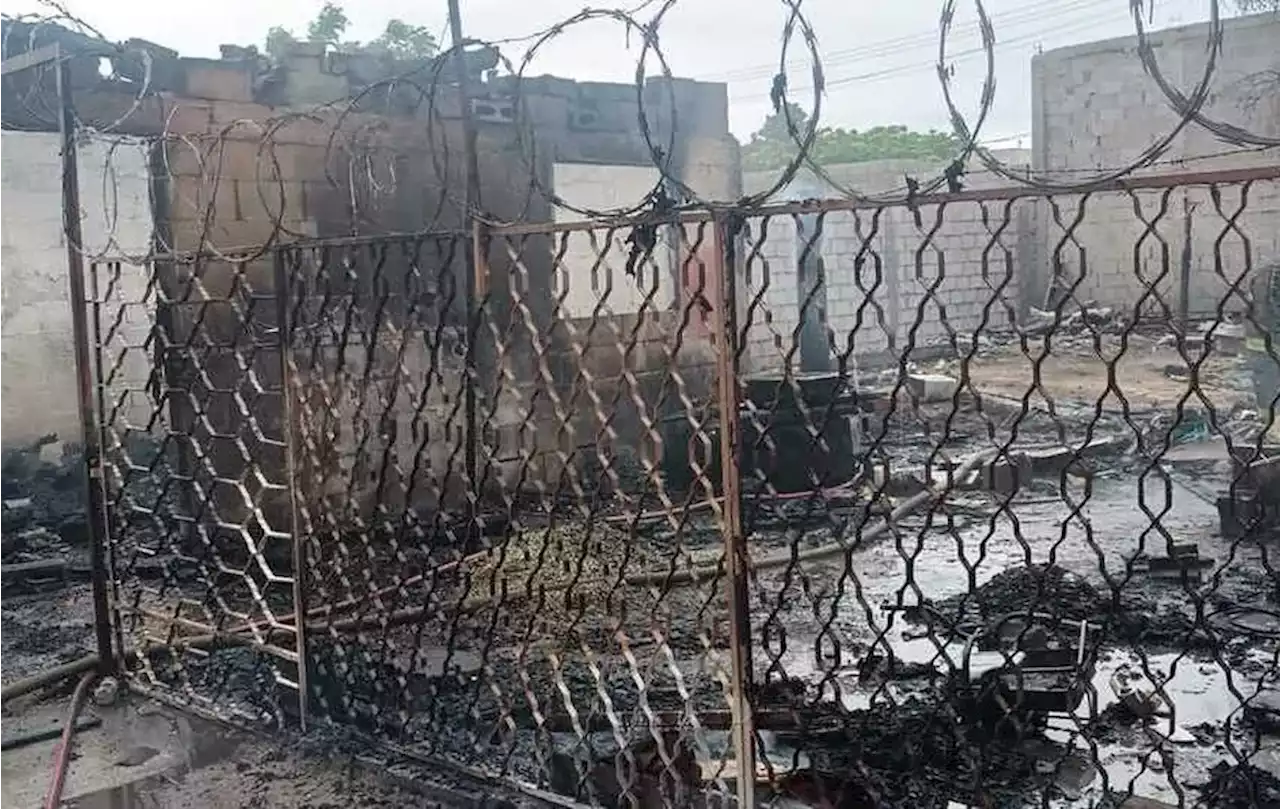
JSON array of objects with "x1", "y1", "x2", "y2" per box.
[
  {"x1": 1030, "y1": 12, "x2": 1280, "y2": 316},
  {"x1": 741, "y1": 157, "x2": 1028, "y2": 374},
  {"x1": 551, "y1": 163, "x2": 676, "y2": 319},
  {"x1": 744, "y1": 203, "x2": 1025, "y2": 374},
  {"x1": 1, "y1": 132, "x2": 155, "y2": 449},
  {"x1": 1180, "y1": 180, "x2": 1280, "y2": 319},
  {"x1": 146, "y1": 64, "x2": 742, "y2": 502},
  {"x1": 2, "y1": 45, "x2": 741, "y2": 501},
  {"x1": 153, "y1": 92, "x2": 493, "y2": 518},
  {"x1": 543, "y1": 145, "x2": 739, "y2": 485},
  {"x1": 743, "y1": 215, "x2": 804, "y2": 371},
  {"x1": 288, "y1": 297, "x2": 470, "y2": 522}
]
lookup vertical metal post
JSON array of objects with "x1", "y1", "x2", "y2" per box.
[
  {"x1": 57, "y1": 50, "x2": 116, "y2": 674},
  {"x1": 711, "y1": 217, "x2": 755, "y2": 805},
  {"x1": 1179, "y1": 197, "x2": 1194, "y2": 330},
  {"x1": 795, "y1": 214, "x2": 833, "y2": 373},
  {"x1": 470, "y1": 221, "x2": 490, "y2": 506},
  {"x1": 88, "y1": 259, "x2": 125, "y2": 665},
  {"x1": 448, "y1": 0, "x2": 483, "y2": 496},
  {"x1": 274, "y1": 250, "x2": 309, "y2": 729},
  {"x1": 472, "y1": 222, "x2": 490, "y2": 313}
]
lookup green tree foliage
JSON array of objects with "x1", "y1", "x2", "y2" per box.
[
  {"x1": 306, "y1": 2, "x2": 350, "y2": 46},
  {"x1": 365, "y1": 20, "x2": 440, "y2": 60},
  {"x1": 264, "y1": 3, "x2": 438, "y2": 62},
  {"x1": 742, "y1": 103, "x2": 962, "y2": 170},
  {"x1": 264, "y1": 26, "x2": 296, "y2": 61}
]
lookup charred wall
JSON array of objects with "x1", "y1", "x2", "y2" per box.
[{"x1": 1, "y1": 33, "x2": 740, "y2": 532}]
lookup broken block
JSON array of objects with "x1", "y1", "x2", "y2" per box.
[
  {"x1": 1131, "y1": 543, "x2": 1213, "y2": 582},
  {"x1": 1, "y1": 497, "x2": 34, "y2": 534},
  {"x1": 1210, "y1": 322, "x2": 1246, "y2": 354},
  {"x1": 1110, "y1": 667, "x2": 1170, "y2": 719},
  {"x1": 1245, "y1": 689, "x2": 1280, "y2": 734},
  {"x1": 907, "y1": 373, "x2": 959, "y2": 403}
]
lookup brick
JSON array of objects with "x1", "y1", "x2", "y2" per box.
[
  {"x1": 167, "y1": 174, "x2": 234, "y2": 223},
  {"x1": 166, "y1": 138, "x2": 346, "y2": 189},
  {"x1": 166, "y1": 216, "x2": 312, "y2": 258},
  {"x1": 164, "y1": 137, "x2": 256, "y2": 181},
  {"x1": 230, "y1": 178, "x2": 304, "y2": 223},
  {"x1": 274, "y1": 144, "x2": 339, "y2": 183}
]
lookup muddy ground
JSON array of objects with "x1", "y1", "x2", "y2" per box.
[{"x1": 4, "y1": 315, "x2": 1278, "y2": 807}]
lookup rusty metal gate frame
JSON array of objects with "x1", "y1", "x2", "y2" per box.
[
  {"x1": 478, "y1": 209, "x2": 762, "y2": 801},
  {"x1": 263, "y1": 211, "x2": 765, "y2": 796},
  {"x1": 86, "y1": 246, "x2": 311, "y2": 724},
  {"x1": 76, "y1": 162, "x2": 1280, "y2": 804},
  {"x1": 708, "y1": 215, "x2": 758, "y2": 806},
  {"x1": 273, "y1": 250, "x2": 310, "y2": 727}
]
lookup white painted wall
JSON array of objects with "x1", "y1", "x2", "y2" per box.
[
  {"x1": 551, "y1": 162, "x2": 676, "y2": 319},
  {"x1": 1, "y1": 132, "x2": 155, "y2": 448}
]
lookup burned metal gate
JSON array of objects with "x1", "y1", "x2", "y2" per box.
[
  {"x1": 84, "y1": 216, "x2": 762, "y2": 802},
  {"x1": 87, "y1": 167, "x2": 1280, "y2": 808}
]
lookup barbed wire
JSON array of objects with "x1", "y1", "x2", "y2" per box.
[{"x1": 0, "y1": 0, "x2": 1276, "y2": 261}]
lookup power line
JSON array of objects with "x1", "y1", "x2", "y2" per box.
[
  {"x1": 730, "y1": 3, "x2": 1144, "y2": 104},
  {"x1": 698, "y1": 0, "x2": 1114, "y2": 84}
]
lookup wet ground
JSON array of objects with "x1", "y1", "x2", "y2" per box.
[
  {"x1": 11, "y1": 487, "x2": 1278, "y2": 806},
  {"x1": 1, "y1": 694, "x2": 425, "y2": 808},
  {"x1": 7, "y1": 454, "x2": 1277, "y2": 808},
  {"x1": 251, "y1": 437, "x2": 1276, "y2": 808},
  {"x1": 734, "y1": 446, "x2": 1280, "y2": 807},
  {"x1": 5, "y1": 320, "x2": 1278, "y2": 807}
]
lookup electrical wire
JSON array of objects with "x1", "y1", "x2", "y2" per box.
[
  {"x1": 703, "y1": 0, "x2": 1115, "y2": 84},
  {"x1": 730, "y1": 0, "x2": 1127, "y2": 100}
]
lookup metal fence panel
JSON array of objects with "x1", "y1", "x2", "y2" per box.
[
  {"x1": 84, "y1": 175, "x2": 1280, "y2": 808},
  {"x1": 89, "y1": 251, "x2": 305, "y2": 724}
]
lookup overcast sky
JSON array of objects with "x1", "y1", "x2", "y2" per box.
[{"x1": 3, "y1": 0, "x2": 1236, "y2": 141}]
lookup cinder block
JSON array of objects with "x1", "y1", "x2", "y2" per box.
[
  {"x1": 185, "y1": 62, "x2": 254, "y2": 102},
  {"x1": 162, "y1": 99, "x2": 215, "y2": 135},
  {"x1": 273, "y1": 144, "x2": 339, "y2": 183},
  {"x1": 207, "y1": 100, "x2": 276, "y2": 129},
  {"x1": 165, "y1": 137, "x2": 254, "y2": 182},
  {"x1": 166, "y1": 215, "x2": 306, "y2": 257},
  {"x1": 906, "y1": 373, "x2": 959, "y2": 403},
  {"x1": 231, "y1": 177, "x2": 302, "y2": 223},
  {"x1": 167, "y1": 173, "x2": 234, "y2": 221}
]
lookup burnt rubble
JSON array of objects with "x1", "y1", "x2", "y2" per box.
[
  {"x1": 908, "y1": 562, "x2": 1243, "y2": 653},
  {"x1": 926, "y1": 564, "x2": 1106, "y2": 626},
  {"x1": 1, "y1": 435, "x2": 88, "y2": 564},
  {"x1": 1197, "y1": 761, "x2": 1280, "y2": 809},
  {"x1": 769, "y1": 697, "x2": 1043, "y2": 808}
]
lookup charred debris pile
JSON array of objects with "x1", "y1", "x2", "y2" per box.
[{"x1": 1, "y1": 434, "x2": 89, "y2": 564}]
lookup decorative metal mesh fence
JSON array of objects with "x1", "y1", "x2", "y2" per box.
[
  {"x1": 83, "y1": 167, "x2": 1280, "y2": 807},
  {"x1": 89, "y1": 251, "x2": 304, "y2": 723}
]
